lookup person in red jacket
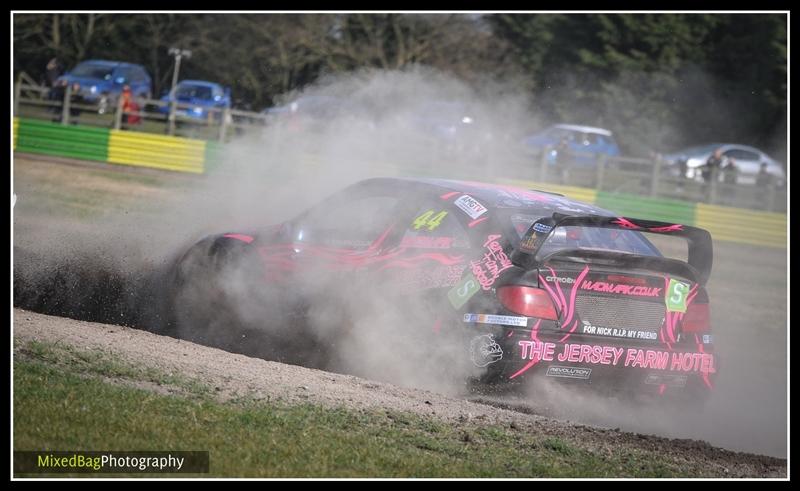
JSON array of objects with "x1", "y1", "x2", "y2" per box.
[{"x1": 121, "y1": 85, "x2": 141, "y2": 126}]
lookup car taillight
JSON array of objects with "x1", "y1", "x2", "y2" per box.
[
  {"x1": 682, "y1": 303, "x2": 710, "y2": 333},
  {"x1": 497, "y1": 286, "x2": 558, "y2": 320}
]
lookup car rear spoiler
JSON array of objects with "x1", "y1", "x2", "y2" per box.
[{"x1": 511, "y1": 213, "x2": 713, "y2": 285}]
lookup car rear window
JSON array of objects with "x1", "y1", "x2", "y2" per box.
[
  {"x1": 508, "y1": 214, "x2": 660, "y2": 257},
  {"x1": 71, "y1": 63, "x2": 114, "y2": 80},
  {"x1": 176, "y1": 85, "x2": 213, "y2": 99}
]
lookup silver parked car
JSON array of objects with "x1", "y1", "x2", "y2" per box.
[{"x1": 664, "y1": 143, "x2": 785, "y2": 186}]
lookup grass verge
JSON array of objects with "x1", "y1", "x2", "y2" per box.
[{"x1": 14, "y1": 339, "x2": 684, "y2": 478}]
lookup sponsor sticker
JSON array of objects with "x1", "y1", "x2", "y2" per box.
[
  {"x1": 454, "y1": 195, "x2": 488, "y2": 220},
  {"x1": 463, "y1": 313, "x2": 529, "y2": 327},
  {"x1": 581, "y1": 280, "x2": 662, "y2": 297},
  {"x1": 470, "y1": 334, "x2": 503, "y2": 367},
  {"x1": 545, "y1": 275, "x2": 575, "y2": 284},
  {"x1": 447, "y1": 273, "x2": 480, "y2": 309},
  {"x1": 580, "y1": 320, "x2": 658, "y2": 340},
  {"x1": 516, "y1": 341, "x2": 716, "y2": 375},
  {"x1": 546, "y1": 366, "x2": 592, "y2": 380},
  {"x1": 533, "y1": 222, "x2": 552, "y2": 233},
  {"x1": 665, "y1": 279, "x2": 690, "y2": 313},
  {"x1": 644, "y1": 373, "x2": 688, "y2": 387},
  {"x1": 471, "y1": 235, "x2": 513, "y2": 290},
  {"x1": 702, "y1": 334, "x2": 713, "y2": 344},
  {"x1": 519, "y1": 228, "x2": 549, "y2": 254}
]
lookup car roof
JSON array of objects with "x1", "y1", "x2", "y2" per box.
[
  {"x1": 356, "y1": 177, "x2": 616, "y2": 217},
  {"x1": 179, "y1": 80, "x2": 220, "y2": 88},
  {"x1": 77, "y1": 59, "x2": 142, "y2": 68},
  {"x1": 674, "y1": 143, "x2": 765, "y2": 156},
  {"x1": 552, "y1": 124, "x2": 613, "y2": 136}
]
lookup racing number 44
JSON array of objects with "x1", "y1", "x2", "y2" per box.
[{"x1": 412, "y1": 210, "x2": 448, "y2": 231}]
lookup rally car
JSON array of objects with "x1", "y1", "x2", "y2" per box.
[{"x1": 168, "y1": 177, "x2": 716, "y2": 403}]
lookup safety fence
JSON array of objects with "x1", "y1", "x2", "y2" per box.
[{"x1": 13, "y1": 117, "x2": 787, "y2": 248}]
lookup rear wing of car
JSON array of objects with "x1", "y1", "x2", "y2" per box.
[{"x1": 510, "y1": 213, "x2": 713, "y2": 285}]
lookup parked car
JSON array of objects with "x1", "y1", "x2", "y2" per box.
[
  {"x1": 158, "y1": 80, "x2": 232, "y2": 121},
  {"x1": 167, "y1": 177, "x2": 716, "y2": 405},
  {"x1": 663, "y1": 143, "x2": 786, "y2": 186},
  {"x1": 53, "y1": 59, "x2": 152, "y2": 114},
  {"x1": 523, "y1": 124, "x2": 622, "y2": 167}
]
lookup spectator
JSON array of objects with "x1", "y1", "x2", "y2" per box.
[
  {"x1": 675, "y1": 155, "x2": 689, "y2": 192},
  {"x1": 700, "y1": 147, "x2": 725, "y2": 198},
  {"x1": 120, "y1": 85, "x2": 141, "y2": 127},
  {"x1": 554, "y1": 136, "x2": 571, "y2": 184},
  {"x1": 43, "y1": 57, "x2": 63, "y2": 88},
  {"x1": 722, "y1": 157, "x2": 739, "y2": 185},
  {"x1": 702, "y1": 148, "x2": 725, "y2": 182},
  {"x1": 722, "y1": 157, "x2": 739, "y2": 203}
]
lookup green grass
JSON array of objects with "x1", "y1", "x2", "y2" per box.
[
  {"x1": 14, "y1": 339, "x2": 684, "y2": 478},
  {"x1": 14, "y1": 156, "x2": 199, "y2": 221}
]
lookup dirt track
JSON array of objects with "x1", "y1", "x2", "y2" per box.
[{"x1": 13, "y1": 308, "x2": 787, "y2": 478}]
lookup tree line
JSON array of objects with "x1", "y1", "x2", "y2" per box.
[{"x1": 13, "y1": 13, "x2": 787, "y2": 161}]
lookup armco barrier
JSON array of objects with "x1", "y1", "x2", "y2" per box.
[
  {"x1": 14, "y1": 118, "x2": 109, "y2": 162},
  {"x1": 12, "y1": 117, "x2": 207, "y2": 174},
  {"x1": 108, "y1": 130, "x2": 205, "y2": 174},
  {"x1": 595, "y1": 192, "x2": 696, "y2": 225},
  {"x1": 204, "y1": 140, "x2": 223, "y2": 172},
  {"x1": 695, "y1": 203, "x2": 787, "y2": 248}
]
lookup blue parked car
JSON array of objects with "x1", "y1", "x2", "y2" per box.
[
  {"x1": 159, "y1": 80, "x2": 232, "y2": 120},
  {"x1": 523, "y1": 124, "x2": 621, "y2": 167},
  {"x1": 53, "y1": 59, "x2": 152, "y2": 114}
]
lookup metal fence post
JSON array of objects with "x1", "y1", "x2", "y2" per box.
[
  {"x1": 219, "y1": 107, "x2": 230, "y2": 142},
  {"x1": 114, "y1": 94, "x2": 124, "y2": 130},
  {"x1": 14, "y1": 72, "x2": 26, "y2": 116},
  {"x1": 13, "y1": 83, "x2": 22, "y2": 116},
  {"x1": 61, "y1": 84, "x2": 72, "y2": 125},
  {"x1": 650, "y1": 156, "x2": 661, "y2": 197},
  {"x1": 168, "y1": 100, "x2": 177, "y2": 136},
  {"x1": 595, "y1": 154, "x2": 606, "y2": 191}
]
